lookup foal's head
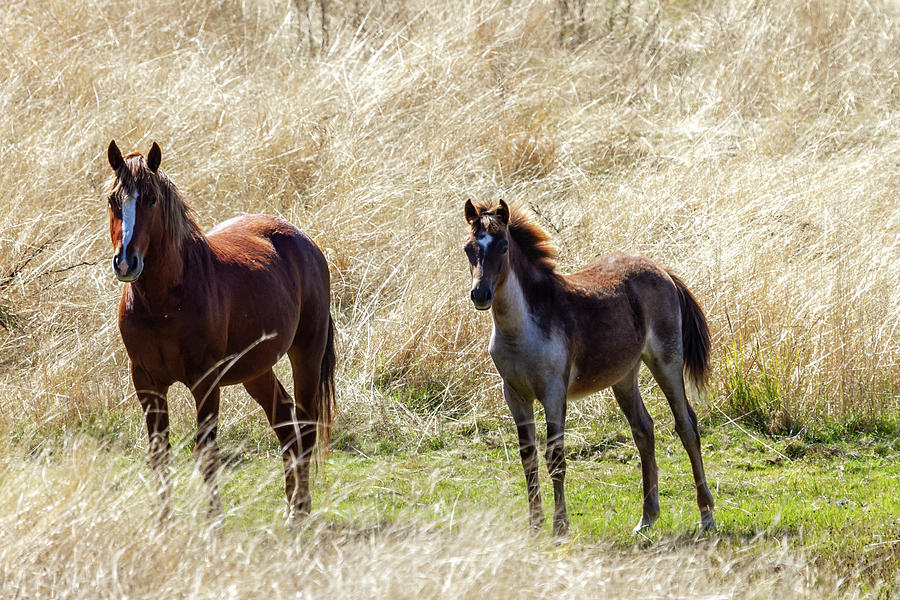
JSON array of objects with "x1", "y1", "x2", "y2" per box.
[
  {"x1": 463, "y1": 199, "x2": 511, "y2": 310},
  {"x1": 106, "y1": 140, "x2": 189, "y2": 282}
]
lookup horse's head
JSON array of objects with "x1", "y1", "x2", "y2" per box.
[
  {"x1": 106, "y1": 140, "x2": 166, "y2": 283},
  {"x1": 463, "y1": 199, "x2": 510, "y2": 310}
]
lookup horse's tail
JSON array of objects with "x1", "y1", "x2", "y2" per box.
[
  {"x1": 668, "y1": 271, "x2": 711, "y2": 393},
  {"x1": 316, "y1": 313, "x2": 337, "y2": 452}
]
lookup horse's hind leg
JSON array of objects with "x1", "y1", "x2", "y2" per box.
[
  {"x1": 189, "y1": 380, "x2": 224, "y2": 522},
  {"x1": 611, "y1": 362, "x2": 660, "y2": 532},
  {"x1": 243, "y1": 369, "x2": 306, "y2": 523},
  {"x1": 644, "y1": 342, "x2": 715, "y2": 531},
  {"x1": 286, "y1": 345, "x2": 324, "y2": 514}
]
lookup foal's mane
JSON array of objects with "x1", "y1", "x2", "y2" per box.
[
  {"x1": 470, "y1": 200, "x2": 558, "y2": 274},
  {"x1": 109, "y1": 153, "x2": 202, "y2": 250}
]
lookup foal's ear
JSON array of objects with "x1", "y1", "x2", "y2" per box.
[
  {"x1": 496, "y1": 199, "x2": 510, "y2": 225},
  {"x1": 108, "y1": 140, "x2": 124, "y2": 171},
  {"x1": 147, "y1": 142, "x2": 161, "y2": 173},
  {"x1": 464, "y1": 199, "x2": 479, "y2": 224}
]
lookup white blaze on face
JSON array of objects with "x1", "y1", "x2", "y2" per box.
[
  {"x1": 116, "y1": 188, "x2": 138, "y2": 276},
  {"x1": 476, "y1": 232, "x2": 493, "y2": 256},
  {"x1": 472, "y1": 232, "x2": 494, "y2": 290},
  {"x1": 120, "y1": 188, "x2": 138, "y2": 253}
]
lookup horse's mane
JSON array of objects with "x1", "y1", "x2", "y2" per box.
[
  {"x1": 109, "y1": 153, "x2": 202, "y2": 250},
  {"x1": 470, "y1": 200, "x2": 558, "y2": 274}
]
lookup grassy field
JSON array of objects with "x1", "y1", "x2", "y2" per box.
[{"x1": 1, "y1": 0, "x2": 899, "y2": 597}]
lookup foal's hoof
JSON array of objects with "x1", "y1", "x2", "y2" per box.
[
  {"x1": 699, "y1": 512, "x2": 717, "y2": 534},
  {"x1": 552, "y1": 518, "x2": 570, "y2": 538},
  {"x1": 632, "y1": 513, "x2": 658, "y2": 535},
  {"x1": 285, "y1": 506, "x2": 309, "y2": 529},
  {"x1": 632, "y1": 521, "x2": 653, "y2": 536},
  {"x1": 528, "y1": 512, "x2": 545, "y2": 534}
]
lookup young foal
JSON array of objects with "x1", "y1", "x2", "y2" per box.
[
  {"x1": 106, "y1": 140, "x2": 335, "y2": 524},
  {"x1": 463, "y1": 199, "x2": 715, "y2": 536}
]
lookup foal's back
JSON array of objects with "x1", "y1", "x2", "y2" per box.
[{"x1": 562, "y1": 252, "x2": 682, "y2": 397}]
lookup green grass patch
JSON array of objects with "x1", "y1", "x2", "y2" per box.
[{"x1": 196, "y1": 421, "x2": 900, "y2": 593}]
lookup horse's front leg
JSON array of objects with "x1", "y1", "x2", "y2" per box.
[
  {"x1": 132, "y1": 366, "x2": 172, "y2": 523},
  {"x1": 503, "y1": 382, "x2": 543, "y2": 531},
  {"x1": 190, "y1": 379, "x2": 224, "y2": 523},
  {"x1": 541, "y1": 382, "x2": 569, "y2": 537}
]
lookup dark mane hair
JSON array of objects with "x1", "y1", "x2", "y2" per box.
[
  {"x1": 108, "y1": 153, "x2": 202, "y2": 250},
  {"x1": 469, "y1": 200, "x2": 558, "y2": 274}
]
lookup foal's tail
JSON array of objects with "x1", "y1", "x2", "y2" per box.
[
  {"x1": 317, "y1": 314, "x2": 337, "y2": 450},
  {"x1": 668, "y1": 271, "x2": 711, "y2": 393}
]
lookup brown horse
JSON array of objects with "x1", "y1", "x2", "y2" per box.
[
  {"x1": 106, "y1": 140, "x2": 335, "y2": 524},
  {"x1": 463, "y1": 199, "x2": 715, "y2": 536}
]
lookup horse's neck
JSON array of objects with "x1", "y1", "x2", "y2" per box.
[{"x1": 129, "y1": 234, "x2": 208, "y2": 310}]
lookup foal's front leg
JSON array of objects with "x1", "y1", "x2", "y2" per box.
[
  {"x1": 132, "y1": 367, "x2": 172, "y2": 523},
  {"x1": 503, "y1": 382, "x2": 543, "y2": 530},
  {"x1": 541, "y1": 382, "x2": 569, "y2": 537}
]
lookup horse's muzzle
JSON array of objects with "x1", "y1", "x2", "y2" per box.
[
  {"x1": 470, "y1": 286, "x2": 493, "y2": 310},
  {"x1": 112, "y1": 252, "x2": 144, "y2": 283}
]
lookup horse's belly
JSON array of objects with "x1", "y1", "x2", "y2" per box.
[{"x1": 218, "y1": 318, "x2": 297, "y2": 385}]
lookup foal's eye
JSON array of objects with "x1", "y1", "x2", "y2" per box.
[
  {"x1": 498, "y1": 240, "x2": 508, "y2": 254},
  {"x1": 150, "y1": 197, "x2": 157, "y2": 206}
]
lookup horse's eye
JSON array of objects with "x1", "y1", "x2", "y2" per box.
[
  {"x1": 498, "y1": 240, "x2": 508, "y2": 254},
  {"x1": 150, "y1": 198, "x2": 157, "y2": 206}
]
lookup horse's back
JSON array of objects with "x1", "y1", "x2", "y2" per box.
[
  {"x1": 203, "y1": 214, "x2": 330, "y2": 383},
  {"x1": 207, "y1": 214, "x2": 328, "y2": 283}
]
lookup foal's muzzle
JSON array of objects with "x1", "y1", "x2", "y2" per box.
[
  {"x1": 470, "y1": 286, "x2": 493, "y2": 310},
  {"x1": 112, "y1": 252, "x2": 144, "y2": 283}
]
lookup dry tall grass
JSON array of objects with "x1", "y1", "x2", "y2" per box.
[{"x1": 3, "y1": 0, "x2": 899, "y2": 440}]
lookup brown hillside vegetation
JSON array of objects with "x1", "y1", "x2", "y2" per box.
[{"x1": 1, "y1": 0, "x2": 897, "y2": 435}]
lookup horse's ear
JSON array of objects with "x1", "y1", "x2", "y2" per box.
[
  {"x1": 108, "y1": 140, "x2": 124, "y2": 171},
  {"x1": 464, "y1": 199, "x2": 479, "y2": 224},
  {"x1": 496, "y1": 199, "x2": 510, "y2": 225},
  {"x1": 147, "y1": 142, "x2": 161, "y2": 173}
]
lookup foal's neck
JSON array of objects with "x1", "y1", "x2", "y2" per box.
[
  {"x1": 490, "y1": 244, "x2": 537, "y2": 337},
  {"x1": 490, "y1": 241, "x2": 562, "y2": 340}
]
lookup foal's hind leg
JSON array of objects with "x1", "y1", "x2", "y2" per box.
[
  {"x1": 611, "y1": 362, "x2": 660, "y2": 533},
  {"x1": 644, "y1": 348, "x2": 715, "y2": 531},
  {"x1": 243, "y1": 369, "x2": 305, "y2": 524},
  {"x1": 189, "y1": 379, "x2": 224, "y2": 522}
]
